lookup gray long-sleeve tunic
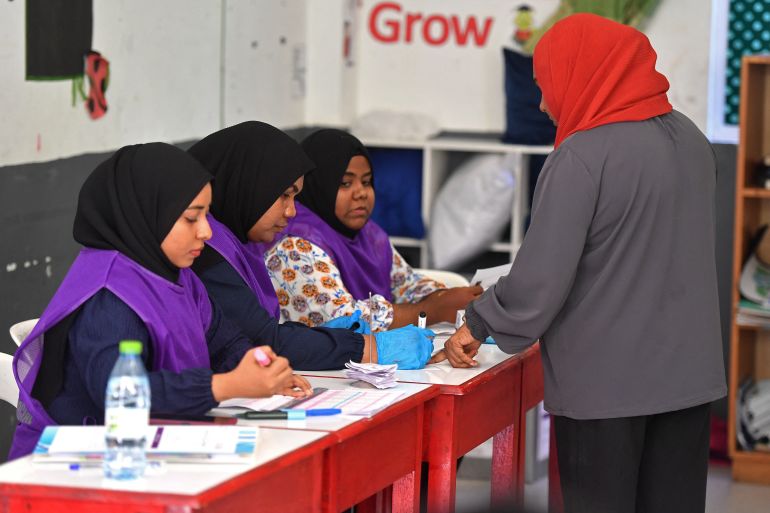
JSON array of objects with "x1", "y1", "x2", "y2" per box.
[{"x1": 465, "y1": 111, "x2": 726, "y2": 419}]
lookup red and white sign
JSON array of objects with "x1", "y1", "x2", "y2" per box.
[
  {"x1": 368, "y1": 1, "x2": 494, "y2": 47},
  {"x1": 356, "y1": 0, "x2": 559, "y2": 131}
]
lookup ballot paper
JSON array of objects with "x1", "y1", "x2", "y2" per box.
[
  {"x1": 216, "y1": 387, "x2": 405, "y2": 416},
  {"x1": 470, "y1": 263, "x2": 513, "y2": 289},
  {"x1": 344, "y1": 361, "x2": 398, "y2": 389},
  {"x1": 217, "y1": 394, "x2": 298, "y2": 412}
]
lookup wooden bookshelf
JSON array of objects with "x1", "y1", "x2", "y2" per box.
[
  {"x1": 729, "y1": 55, "x2": 770, "y2": 484},
  {"x1": 743, "y1": 188, "x2": 770, "y2": 199}
]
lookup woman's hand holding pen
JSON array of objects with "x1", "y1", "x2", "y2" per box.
[{"x1": 212, "y1": 346, "x2": 302, "y2": 401}]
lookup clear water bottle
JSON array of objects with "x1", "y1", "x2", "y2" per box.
[{"x1": 104, "y1": 340, "x2": 151, "y2": 480}]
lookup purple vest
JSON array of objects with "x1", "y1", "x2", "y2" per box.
[
  {"x1": 205, "y1": 215, "x2": 280, "y2": 318},
  {"x1": 279, "y1": 204, "x2": 393, "y2": 302},
  {"x1": 10, "y1": 249, "x2": 212, "y2": 460}
]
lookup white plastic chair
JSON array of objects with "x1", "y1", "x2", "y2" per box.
[
  {"x1": 0, "y1": 352, "x2": 18, "y2": 407},
  {"x1": 415, "y1": 268, "x2": 470, "y2": 288},
  {"x1": 9, "y1": 318, "x2": 38, "y2": 347}
]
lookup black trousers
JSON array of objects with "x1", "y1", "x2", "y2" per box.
[{"x1": 554, "y1": 402, "x2": 711, "y2": 513}]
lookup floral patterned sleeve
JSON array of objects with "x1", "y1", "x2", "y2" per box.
[
  {"x1": 265, "y1": 236, "x2": 395, "y2": 331},
  {"x1": 389, "y1": 244, "x2": 446, "y2": 304}
]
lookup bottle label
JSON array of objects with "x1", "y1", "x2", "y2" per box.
[{"x1": 105, "y1": 407, "x2": 149, "y2": 440}]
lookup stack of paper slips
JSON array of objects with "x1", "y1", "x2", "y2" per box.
[{"x1": 344, "y1": 361, "x2": 398, "y2": 389}]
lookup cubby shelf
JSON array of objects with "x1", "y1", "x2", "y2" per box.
[
  {"x1": 729, "y1": 55, "x2": 770, "y2": 484},
  {"x1": 361, "y1": 132, "x2": 552, "y2": 268},
  {"x1": 742, "y1": 188, "x2": 770, "y2": 199}
]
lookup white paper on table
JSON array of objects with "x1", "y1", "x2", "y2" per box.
[
  {"x1": 296, "y1": 389, "x2": 407, "y2": 416},
  {"x1": 470, "y1": 263, "x2": 513, "y2": 289},
  {"x1": 218, "y1": 394, "x2": 296, "y2": 411},
  {"x1": 428, "y1": 321, "x2": 456, "y2": 335},
  {"x1": 345, "y1": 361, "x2": 397, "y2": 389},
  {"x1": 345, "y1": 362, "x2": 397, "y2": 373},
  {"x1": 47, "y1": 426, "x2": 103, "y2": 454},
  {"x1": 35, "y1": 425, "x2": 258, "y2": 462},
  {"x1": 218, "y1": 389, "x2": 406, "y2": 416}
]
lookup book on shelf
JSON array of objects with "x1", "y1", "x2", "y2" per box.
[
  {"x1": 736, "y1": 299, "x2": 770, "y2": 328},
  {"x1": 737, "y1": 378, "x2": 770, "y2": 452},
  {"x1": 32, "y1": 424, "x2": 259, "y2": 464}
]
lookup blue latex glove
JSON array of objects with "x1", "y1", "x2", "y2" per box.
[
  {"x1": 320, "y1": 310, "x2": 371, "y2": 335},
  {"x1": 375, "y1": 325, "x2": 436, "y2": 370}
]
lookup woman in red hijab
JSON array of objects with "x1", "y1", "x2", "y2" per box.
[{"x1": 438, "y1": 14, "x2": 726, "y2": 513}]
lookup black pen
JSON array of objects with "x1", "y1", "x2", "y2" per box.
[{"x1": 237, "y1": 411, "x2": 301, "y2": 420}]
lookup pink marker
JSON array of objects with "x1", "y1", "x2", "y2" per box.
[{"x1": 253, "y1": 348, "x2": 271, "y2": 366}]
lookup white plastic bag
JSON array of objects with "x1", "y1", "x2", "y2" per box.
[
  {"x1": 351, "y1": 110, "x2": 440, "y2": 142},
  {"x1": 429, "y1": 154, "x2": 516, "y2": 269}
]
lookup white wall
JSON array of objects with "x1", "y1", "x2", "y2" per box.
[
  {"x1": 0, "y1": 0, "x2": 307, "y2": 168},
  {"x1": 345, "y1": 0, "x2": 712, "y2": 133},
  {"x1": 305, "y1": 0, "x2": 348, "y2": 126},
  {"x1": 224, "y1": 0, "x2": 307, "y2": 128},
  {"x1": 0, "y1": 1, "x2": 221, "y2": 167},
  {"x1": 645, "y1": 0, "x2": 711, "y2": 131},
  {"x1": 0, "y1": 0, "x2": 718, "y2": 169}
]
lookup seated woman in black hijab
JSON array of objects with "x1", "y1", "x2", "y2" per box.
[
  {"x1": 266, "y1": 129, "x2": 483, "y2": 331},
  {"x1": 10, "y1": 143, "x2": 309, "y2": 459},
  {"x1": 189, "y1": 122, "x2": 434, "y2": 371}
]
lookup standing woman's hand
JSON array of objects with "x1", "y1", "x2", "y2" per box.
[{"x1": 440, "y1": 323, "x2": 482, "y2": 368}]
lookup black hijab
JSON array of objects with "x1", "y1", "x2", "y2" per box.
[
  {"x1": 188, "y1": 121, "x2": 315, "y2": 242},
  {"x1": 73, "y1": 142, "x2": 213, "y2": 282},
  {"x1": 34, "y1": 143, "x2": 212, "y2": 408},
  {"x1": 298, "y1": 129, "x2": 373, "y2": 239}
]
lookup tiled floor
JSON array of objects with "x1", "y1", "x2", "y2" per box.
[{"x1": 455, "y1": 459, "x2": 770, "y2": 513}]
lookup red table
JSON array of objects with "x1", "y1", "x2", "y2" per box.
[
  {"x1": 0, "y1": 379, "x2": 439, "y2": 513},
  {"x1": 411, "y1": 354, "x2": 524, "y2": 513},
  {"x1": 228, "y1": 376, "x2": 440, "y2": 513},
  {"x1": 0, "y1": 429, "x2": 332, "y2": 513},
  {"x1": 314, "y1": 383, "x2": 439, "y2": 513},
  {"x1": 302, "y1": 345, "x2": 529, "y2": 513}
]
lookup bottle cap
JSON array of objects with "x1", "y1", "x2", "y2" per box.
[{"x1": 119, "y1": 340, "x2": 143, "y2": 355}]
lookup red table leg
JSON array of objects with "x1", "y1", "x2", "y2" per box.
[
  {"x1": 359, "y1": 465, "x2": 417, "y2": 513},
  {"x1": 392, "y1": 471, "x2": 418, "y2": 513},
  {"x1": 424, "y1": 395, "x2": 458, "y2": 513},
  {"x1": 491, "y1": 422, "x2": 518, "y2": 508},
  {"x1": 491, "y1": 355, "x2": 523, "y2": 509},
  {"x1": 357, "y1": 488, "x2": 391, "y2": 513}
]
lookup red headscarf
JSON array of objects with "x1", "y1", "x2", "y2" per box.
[{"x1": 533, "y1": 13, "x2": 672, "y2": 148}]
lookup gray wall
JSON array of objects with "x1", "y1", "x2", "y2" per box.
[
  {"x1": 0, "y1": 143, "x2": 201, "y2": 460},
  {"x1": 1, "y1": 152, "x2": 110, "y2": 460}
]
